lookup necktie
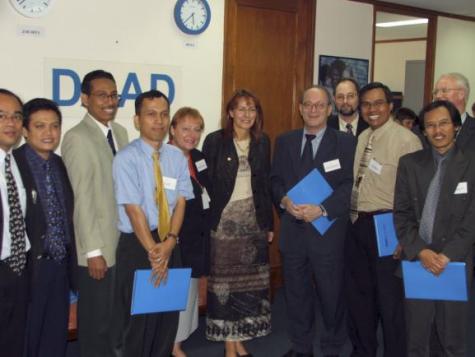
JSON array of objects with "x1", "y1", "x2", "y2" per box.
[
  {"x1": 152, "y1": 151, "x2": 170, "y2": 241},
  {"x1": 346, "y1": 123, "x2": 354, "y2": 136},
  {"x1": 350, "y1": 133, "x2": 375, "y2": 222},
  {"x1": 419, "y1": 157, "x2": 447, "y2": 244},
  {"x1": 44, "y1": 161, "x2": 67, "y2": 261},
  {"x1": 300, "y1": 134, "x2": 316, "y2": 178},
  {"x1": 107, "y1": 129, "x2": 117, "y2": 156},
  {"x1": 4, "y1": 154, "x2": 26, "y2": 274}
]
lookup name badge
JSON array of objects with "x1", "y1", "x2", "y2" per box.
[
  {"x1": 368, "y1": 158, "x2": 383, "y2": 175},
  {"x1": 163, "y1": 176, "x2": 177, "y2": 190},
  {"x1": 202, "y1": 188, "x2": 211, "y2": 210},
  {"x1": 323, "y1": 159, "x2": 341, "y2": 172},
  {"x1": 195, "y1": 159, "x2": 207, "y2": 172},
  {"x1": 454, "y1": 181, "x2": 468, "y2": 194}
]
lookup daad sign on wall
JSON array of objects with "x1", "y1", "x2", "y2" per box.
[{"x1": 44, "y1": 58, "x2": 182, "y2": 125}]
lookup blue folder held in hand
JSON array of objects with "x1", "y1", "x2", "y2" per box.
[
  {"x1": 131, "y1": 268, "x2": 192, "y2": 315},
  {"x1": 373, "y1": 212, "x2": 398, "y2": 257},
  {"x1": 401, "y1": 261, "x2": 468, "y2": 302},
  {"x1": 287, "y1": 168, "x2": 335, "y2": 235}
]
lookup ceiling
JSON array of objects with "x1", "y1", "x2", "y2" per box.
[
  {"x1": 381, "y1": 0, "x2": 475, "y2": 17},
  {"x1": 375, "y1": 12, "x2": 428, "y2": 41}
]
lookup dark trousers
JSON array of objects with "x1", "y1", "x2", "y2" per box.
[
  {"x1": 0, "y1": 261, "x2": 28, "y2": 357},
  {"x1": 77, "y1": 264, "x2": 116, "y2": 357},
  {"x1": 281, "y1": 221, "x2": 346, "y2": 355},
  {"x1": 25, "y1": 259, "x2": 69, "y2": 357},
  {"x1": 114, "y1": 231, "x2": 179, "y2": 357},
  {"x1": 406, "y1": 298, "x2": 468, "y2": 357},
  {"x1": 345, "y1": 214, "x2": 407, "y2": 357}
]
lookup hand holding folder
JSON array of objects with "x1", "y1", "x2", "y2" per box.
[
  {"x1": 131, "y1": 268, "x2": 192, "y2": 315},
  {"x1": 373, "y1": 212, "x2": 399, "y2": 257}
]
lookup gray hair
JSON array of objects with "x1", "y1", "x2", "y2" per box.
[
  {"x1": 439, "y1": 72, "x2": 470, "y2": 100},
  {"x1": 300, "y1": 85, "x2": 334, "y2": 108}
]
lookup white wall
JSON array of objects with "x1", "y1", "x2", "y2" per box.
[
  {"x1": 0, "y1": 0, "x2": 225, "y2": 140},
  {"x1": 314, "y1": 0, "x2": 374, "y2": 84},
  {"x1": 435, "y1": 16, "x2": 475, "y2": 113},
  {"x1": 374, "y1": 40, "x2": 426, "y2": 92}
]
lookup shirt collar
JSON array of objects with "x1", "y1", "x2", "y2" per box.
[
  {"x1": 87, "y1": 113, "x2": 111, "y2": 137},
  {"x1": 368, "y1": 116, "x2": 395, "y2": 139},
  {"x1": 461, "y1": 112, "x2": 467, "y2": 125},
  {"x1": 303, "y1": 126, "x2": 326, "y2": 141},
  {"x1": 138, "y1": 138, "x2": 167, "y2": 157},
  {"x1": 338, "y1": 113, "x2": 359, "y2": 127}
]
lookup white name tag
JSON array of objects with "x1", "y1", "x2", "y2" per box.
[
  {"x1": 202, "y1": 188, "x2": 211, "y2": 210},
  {"x1": 323, "y1": 159, "x2": 341, "y2": 172},
  {"x1": 195, "y1": 159, "x2": 207, "y2": 172},
  {"x1": 454, "y1": 182, "x2": 468, "y2": 194},
  {"x1": 368, "y1": 158, "x2": 383, "y2": 175},
  {"x1": 163, "y1": 176, "x2": 177, "y2": 190}
]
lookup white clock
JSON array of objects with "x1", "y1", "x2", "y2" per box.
[
  {"x1": 10, "y1": 0, "x2": 55, "y2": 18},
  {"x1": 174, "y1": 0, "x2": 211, "y2": 35}
]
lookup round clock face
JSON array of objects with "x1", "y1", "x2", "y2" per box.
[
  {"x1": 174, "y1": 0, "x2": 211, "y2": 35},
  {"x1": 10, "y1": 0, "x2": 54, "y2": 18}
]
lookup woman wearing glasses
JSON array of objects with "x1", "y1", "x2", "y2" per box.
[{"x1": 203, "y1": 89, "x2": 273, "y2": 357}]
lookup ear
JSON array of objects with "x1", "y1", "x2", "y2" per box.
[
  {"x1": 133, "y1": 115, "x2": 140, "y2": 131},
  {"x1": 22, "y1": 127, "x2": 29, "y2": 140},
  {"x1": 299, "y1": 103, "x2": 304, "y2": 117},
  {"x1": 389, "y1": 102, "x2": 394, "y2": 112},
  {"x1": 170, "y1": 125, "x2": 176, "y2": 137},
  {"x1": 326, "y1": 104, "x2": 333, "y2": 118},
  {"x1": 228, "y1": 110, "x2": 234, "y2": 119},
  {"x1": 80, "y1": 93, "x2": 89, "y2": 108}
]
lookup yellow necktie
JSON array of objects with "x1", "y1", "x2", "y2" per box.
[{"x1": 152, "y1": 151, "x2": 170, "y2": 241}]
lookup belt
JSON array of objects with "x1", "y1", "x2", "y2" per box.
[{"x1": 357, "y1": 209, "x2": 392, "y2": 218}]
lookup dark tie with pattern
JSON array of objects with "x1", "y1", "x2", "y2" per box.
[
  {"x1": 300, "y1": 134, "x2": 316, "y2": 178},
  {"x1": 346, "y1": 123, "x2": 354, "y2": 135},
  {"x1": 44, "y1": 161, "x2": 67, "y2": 261},
  {"x1": 107, "y1": 129, "x2": 117, "y2": 155},
  {"x1": 4, "y1": 154, "x2": 26, "y2": 274}
]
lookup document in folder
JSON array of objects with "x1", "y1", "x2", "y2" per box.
[
  {"x1": 131, "y1": 268, "x2": 192, "y2": 315},
  {"x1": 287, "y1": 168, "x2": 335, "y2": 235},
  {"x1": 402, "y1": 261, "x2": 468, "y2": 302},
  {"x1": 373, "y1": 212, "x2": 398, "y2": 257}
]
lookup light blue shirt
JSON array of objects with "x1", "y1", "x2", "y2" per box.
[
  {"x1": 113, "y1": 138, "x2": 194, "y2": 234},
  {"x1": 300, "y1": 127, "x2": 327, "y2": 158}
]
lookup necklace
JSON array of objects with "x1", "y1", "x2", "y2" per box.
[{"x1": 234, "y1": 138, "x2": 250, "y2": 154}]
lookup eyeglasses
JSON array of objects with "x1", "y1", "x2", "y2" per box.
[
  {"x1": 236, "y1": 107, "x2": 257, "y2": 115},
  {"x1": 0, "y1": 111, "x2": 23, "y2": 123},
  {"x1": 335, "y1": 93, "x2": 357, "y2": 102},
  {"x1": 302, "y1": 102, "x2": 329, "y2": 111},
  {"x1": 432, "y1": 88, "x2": 462, "y2": 96},
  {"x1": 360, "y1": 100, "x2": 387, "y2": 110},
  {"x1": 90, "y1": 92, "x2": 121, "y2": 102},
  {"x1": 424, "y1": 119, "x2": 453, "y2": 131}
]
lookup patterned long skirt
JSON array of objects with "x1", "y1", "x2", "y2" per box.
[{"x1": 206, "y1": 196, "x2": 271, "y2": 341}]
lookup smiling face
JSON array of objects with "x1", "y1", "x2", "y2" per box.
[
  {"x1": 170, "y1": 115, "x2": 203, "y2": 154},
  {"x1": 433, "y1": 76, "x2": 466, "y2": 114},
  {"x1": 299, "y1": 87, "x2": 332, "y2": 133},
  {"x1": 335, "y1": 80, "x2": 359, "y2": 117},
  {"x1": 24, "y1": 109, "x2": 61, "y2": 159},
  {"x1": 0, "y1": 93, "x2": 23, "y2": 152},
  {"x1": 360, "y1": 88, "x2": 393, "y2": 130},
  {"x1": 423, "y1": 106, "x2": 458, "y2": 154},
  {"x1": 81, "y1": 78, "x2": 119, "y2": 125},
  {"x1": 134, "y1": 97, "x2": 170, "y2": 147},
  {"x1": 229, "y1": 97, "x2": 257, "y2": 134}
]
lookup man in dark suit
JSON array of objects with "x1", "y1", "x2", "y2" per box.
[
  {"x1": 271, "y1": 85, "x2": 356, "y2": 357},
  {"x1": 433, "y1": 73, "x2": 475, "y2": 151},
  {"x1": 0, "y1": 89, "x2": 29, "y2": 357},
  {"x1": 327, "y1": 78, "x2": 368, "y2": 137},
  {"x1": 14, "y1": 98, "x2": 76, "y2": 357},
  {"x1": 394, "y1": 100, "x2": 475, "y2": 356}
]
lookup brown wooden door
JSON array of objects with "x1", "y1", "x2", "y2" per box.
[{"x1": 223, "y1": 0, "x2": 316, "y2": 292}]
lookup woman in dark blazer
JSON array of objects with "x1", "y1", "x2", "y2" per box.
[
  {"x1": 169, "y1": 107, "x2": 211, "y2": 357},
  {"x1": 203, "y1": 89, "x2": 273, "y2": 357}
]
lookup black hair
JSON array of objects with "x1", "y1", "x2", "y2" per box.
[
  {"x1": 81, "y1": 70, "x2": 116, "y2": 95},
  {"x1": 134, "y1": 90, "x2": 170, "y2": 115},
  {"x1": 419, "y1": 100, "x2": 461, "y2": 131},
  {"x1": 394, "y1": 107, "x2": 418, "y2": 124},
  {"x1": 359, "y1": 82, "x2": 392, "y2": 104},
  {"x1": 0, "y1": 88, "x2": 23, "y2": 107},
  {"x1": 23, "y1": 98, "x2": 62, "y2": 129}
]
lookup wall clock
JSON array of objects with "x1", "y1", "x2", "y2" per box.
[
  {"x1": 174, "y1": 0, "x2": 211, "y2": 35},
  {"x1": 10, "y1": 0, "x2": 55, "y2": 18}
]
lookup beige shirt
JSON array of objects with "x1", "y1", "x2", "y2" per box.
[{"x1": 353, "y1": 118, "x2": 422, "y2": 212}]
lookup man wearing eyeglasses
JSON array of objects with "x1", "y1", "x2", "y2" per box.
[
  {"x1": 61, "y1": 70, "x2": 129, "y2": 357},
  {"x1": 271, "y1": 85, "x2": 356, "y2": 357},
  {"x1": 345, "y1": 82, "x2": 422, "y2": 357},
  {"x1": 433, "y1": 73, "x2": 474, "y2": 151},
  {"x1": 328, "y1": 78, "x2": 368, "y2": 137}
]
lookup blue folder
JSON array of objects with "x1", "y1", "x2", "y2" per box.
[
  {"x1": 287, "y1": 168, "x2": 335, "y2": 235},
  {"x1": 401, "y1": 261, "x2": 468, "y2": 301},
  {"x1": 373, "y1": 212, "x2": 398, "y2": 257},
  {"x1": 131, "y1": 268, "x2": 192, "y2": 315}
]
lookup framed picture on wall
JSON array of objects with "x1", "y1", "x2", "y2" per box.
[{"x1": 318, "y1": 55, "x2": 369, "y2": 97}]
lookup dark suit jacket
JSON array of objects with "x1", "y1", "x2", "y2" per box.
[
  {"x1": 270, "y1": 127, "x2": 356, "y2": 251},
  {"x1": 202, "y1": 130, "x2": 273, "y2": 232},
  {"x1": 327, "y1": 114, "x2": 368, "y2": 137},
  {"x1": 456, "y1": 114, "x2": 475, "y2": 152},
  {"x1": 394, "y1": 145, "x2": 475, "y2": 266},
  {"x1": 13, "y1": 144, "x2": 77, "y2": 292},
  {"x1": 179, "y1": 149, "x2": 212, "y2": 278}
]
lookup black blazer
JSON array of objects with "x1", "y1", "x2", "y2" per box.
[
  {"x1": 179, "y1": 149, "x2": 212, "y2": 278},
  {"x1": 327, "y1": 114, "x2": 368, "y2": 137},
  {"x1": 270, "y1": 128, "x2": 356, "y2": 251},
  {"x1": 394, "y1": 145, "x2": 475, "y2": 266},
  {"x1": 456, "y1": 114, "x2": 475, "y2": 152},
  {"x1": 202, "y1": 130, "x2": 273, "y2": 232},
  {"x1": 13, "y1": 144, "x2": 77, "y2": 292}
]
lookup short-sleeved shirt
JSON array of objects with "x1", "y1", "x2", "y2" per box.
[{"x1": 113, "y1": 138, "x2": 194, "y2": 234}]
